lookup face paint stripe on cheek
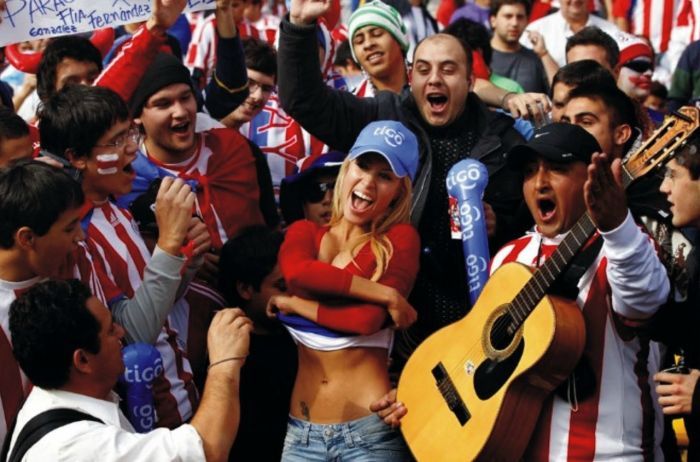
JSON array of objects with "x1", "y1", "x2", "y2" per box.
[{"x1": 96, "y1": 153, "x2": 120, "y2": 175}]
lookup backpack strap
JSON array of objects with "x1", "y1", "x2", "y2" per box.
[{"x1": 2, "y1": 408, "x2": 103, "y2": 462}]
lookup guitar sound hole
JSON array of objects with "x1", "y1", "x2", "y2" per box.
[
  {"x1": 490, "y1": 312, "x2": 516, "y2": 351},
  {"x1": 474, "y1": 339, "x2": 525, "y2": 400}
]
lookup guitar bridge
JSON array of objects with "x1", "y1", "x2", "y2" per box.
[{"x1": 432, "y1": 362, "x2": 471, "y2": 426}]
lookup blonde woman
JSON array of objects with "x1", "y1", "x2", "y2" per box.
[{"x1": 268, "y1": 120, "x2": 420, "y2": 461}]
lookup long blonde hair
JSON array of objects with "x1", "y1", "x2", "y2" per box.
[{"x1": 328, "y1": 157, "x2": 413, "y2": 281}]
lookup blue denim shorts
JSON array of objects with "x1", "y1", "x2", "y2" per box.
[{"x1": 281, "y1": 413, "x2": 410, "y2": 461}]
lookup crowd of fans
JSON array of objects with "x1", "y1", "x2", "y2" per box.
[{"x1": 0, "y1": 0, "x2": 700, "y2": 459}]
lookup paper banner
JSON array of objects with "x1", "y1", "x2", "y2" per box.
[{"x1": 0, "y1": 0, "x2": 216, "y2": 46}]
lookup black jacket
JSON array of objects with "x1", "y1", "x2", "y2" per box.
[{"x1": 277, "y1": 17, "x2": 528, "y2": 246}]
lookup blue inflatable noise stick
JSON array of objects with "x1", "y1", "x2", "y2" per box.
[
  {"x1": 119, "y1": 343, "x2": 163, "y2": 433},
  {"x1": 446, "y1": 159, "x2": 490, "y2": 307}
]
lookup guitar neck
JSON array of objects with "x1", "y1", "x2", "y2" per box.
[
  {"x1": 506, "y1": 107, "x2": 700, "y2": 333},
  {"x1": 508, "y1": 164, "x2": 638, "y2": 329},
  {"x1": 509, "y1": 213, "x2": 596, "y2": 330}
]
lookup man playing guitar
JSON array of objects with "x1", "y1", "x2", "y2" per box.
[{"x1": 376, "y1": 123, "x2": 671, "y2": 461}]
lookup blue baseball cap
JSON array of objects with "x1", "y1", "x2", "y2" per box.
[{"x1": 348, "y1": 121, "x2": 419, "y2": 181}]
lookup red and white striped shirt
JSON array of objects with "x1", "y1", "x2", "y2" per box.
[
  {"x1": 613, "y1": 0, "x2": 683, "y2": 53},
  {"x1": 185, "y1": 15, "x2": 260, "y2": 87},
  {"x1": 0, "y1": 278, "x2": 39, "y2": 446},
  {"x1": 490, "y1": 214, "x2": 667, "y2": 461},
  {"x1": 138, "y1": 129, "x2": 265, "y2": 250},
  {"x1": 82, "y1": 201, "x2": 198, "y2": 428},
  {"x1": 240, "y1": 93, "x2": 330, "y2": 194},
  {"x1": 662, "y1": 0, "x2": 700, "y2": 76},
  {"x1": 254, "y1": 14, "x2": 281, "y2": 46},
  {"x1": 352, "y1": 78, "x2": 376, "y2": 98}
]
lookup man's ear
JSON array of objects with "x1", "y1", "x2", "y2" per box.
[
  {"x1": 489, "y1": 15, "x2": 497, "y2": 29},
  {"x1": 612, "y1": 64, "x2": 621, "y2": 80},
  {"x1": 72, "y1": 349, "x2": 92, "y2": 374},
  {"x1": 236, "y1": 281, "x2": 254, "y2": 301},
  {"x1": 15, "y1": 226, "x2": 35, "y2": 250},
  {"x1": 614, "y1": 124, "x2": 632, "y2": 148},
  {"x1": 66, "y1": 149, "x2": 87, "y2": 171},
  {"x1": 467, "y1": 74, "x2": 475, "y2": 92}
]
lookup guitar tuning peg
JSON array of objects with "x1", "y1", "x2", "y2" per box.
[{"x1": 672, "y1": 110, "x2": 694, "y2": 124}]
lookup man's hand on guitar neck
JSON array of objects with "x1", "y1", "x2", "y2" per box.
[
  {"x1": 370, "y1": 388, "x2": 407, "y2": 428},
  {"x1": 584, "y1": 152, "x2": 628, "y2": 232},
  {"x1": 655, "y1": 369, "x2": 700, "y2": 415}
]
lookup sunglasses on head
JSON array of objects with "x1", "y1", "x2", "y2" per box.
[
  {"x1": 302, "y1": 181, "x2": 335, "y2": 203},
  {"x1": 623, "y1": 60, "x2": 654, "y2": 73}
]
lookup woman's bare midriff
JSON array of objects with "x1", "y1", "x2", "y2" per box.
[{"x1": 289, "y1": 344, "x2": 392, "y2": 423}]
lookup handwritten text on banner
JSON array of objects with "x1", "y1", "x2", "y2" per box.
[{"x1": 0, "y1": 0, "x2": 216, "y2": 47}]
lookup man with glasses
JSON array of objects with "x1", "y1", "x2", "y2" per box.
[
  {"x1": 220, "y1": 38, "x2": 277, "y2": 131},
  {"x1": 218, "y1": 36, "x2": 334, "y2": 197},
  {"x1": 39, "y1": 83, "x2": 211, "y2": 429}
]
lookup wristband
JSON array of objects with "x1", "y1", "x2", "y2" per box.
[{"x1": 207, "y1": 355, "x2": 248, "y2": 370}]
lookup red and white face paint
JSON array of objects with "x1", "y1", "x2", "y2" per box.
[
  {"x1": 96, "y1": 153, "x2": 120, "y2": 175},
  {"x1": 618, "y1": 60, "x2": 653, "y2": 102},
  {"x1": 82, "y1": 120, "x2": 138, "y2": 203}
]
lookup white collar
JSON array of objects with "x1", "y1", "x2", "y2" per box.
[{"x1": 27, "y1": 387, "x2": 124, "y2": 428}]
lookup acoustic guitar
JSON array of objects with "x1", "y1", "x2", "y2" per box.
[{"x1": 397, "y1": 107, "x2": 700, "y2": 462}]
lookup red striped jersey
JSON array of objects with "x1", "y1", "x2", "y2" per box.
[
  {"x1": 81, "y1": 201, "x2": 199, "y2": 428},
  {"x1": 240, "y1": 93, "x2": 330, "y2": 195},
  {"x1": 665, "y1": 0, "x2": 700, "y2": 71},
  {"x1": 254, "y1": 14, "x2": 281, "y2": 46},
  {"x1": 352, "y1": 78, "x2": 376, "y2": 98},
  {"x1": 0, "y1": 278, "x2": 39, "y2": 447},
  {"x1": 613, "y1": 0, "x2": 682, "y2": 52},
  {"x1": 185, "y1": 15, "x2": 260, "y2": 87},
  {"x1": 490, "y1": 227, "x2": 665, "y2": 461},
  {"x1": 138, "y1": 129, "x2": 265, "y2": 250}
]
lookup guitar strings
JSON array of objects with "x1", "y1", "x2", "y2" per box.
[{"x1": 428, "y1": 112, "x2": 695, "y2": 411}]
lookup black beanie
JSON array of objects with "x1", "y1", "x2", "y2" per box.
[{"x1": 129, "y1": 53, "x2": 193, "y2": 116}]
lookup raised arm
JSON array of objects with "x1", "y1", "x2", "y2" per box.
[
  {"x1": 190, "y1": 308, "x2": 252, "y2": 462},
  {"x1": 95, "y1": 0, "x2": 188, "y2": 101},
  {"x1": 112, "y1": 179, "x2": 201, "y2": 344},
  {"x1": 585, "y1": 153, "x2": 670, "y2": 319},
  {"x1": 277, "y1": 0, "x2": 380, "y2": 151},
  {"x1": 203, "y1": 0, "x2": 250, "y2": 119}
]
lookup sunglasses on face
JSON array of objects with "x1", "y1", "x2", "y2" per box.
[
  {"x1": 623, "y1": 60, "x2": 654, "y2": 73},
  {"x1": 302, "y1": 181, "x2": 335, "y2": 203}
]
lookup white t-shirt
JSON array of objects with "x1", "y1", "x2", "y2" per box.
[
  {"x1": 7, "y1": 387, "x2": 205, "y2": 462},
  {"x1": 521, "y1": 11, "x2": 620, "y2": 67}
]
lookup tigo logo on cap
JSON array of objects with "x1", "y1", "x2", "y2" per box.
[
  {"x1": 348, "y1": 120, "x2": 419, "y2": 181},
  {"x1": 374, "y1": 125, "x2": 405, "y2": 148}
]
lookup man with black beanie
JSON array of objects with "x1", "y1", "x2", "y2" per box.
[{"x1": 117, "y1": 50, "x2": 278, "y2": 285}]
